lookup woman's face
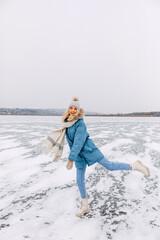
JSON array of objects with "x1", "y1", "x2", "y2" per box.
[{"x1": 69, "y1": 106, "x2": 78, "y2": 116}]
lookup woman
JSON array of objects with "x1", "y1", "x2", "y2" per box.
[{"x1": 61, "y1": 97, "x2": 150, "y2": 217}]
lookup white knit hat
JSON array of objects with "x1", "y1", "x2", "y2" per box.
[{"x1": 68, "y1": 97, "x2": 80, "y2": 110}]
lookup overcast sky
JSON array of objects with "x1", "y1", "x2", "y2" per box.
[{"x1": 0, "y1": 0, "x2": 160, "y2": 114}]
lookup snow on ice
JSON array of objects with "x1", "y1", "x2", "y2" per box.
[{"x1": 0, "y1": 116, "x2": 160, "y2": 240}]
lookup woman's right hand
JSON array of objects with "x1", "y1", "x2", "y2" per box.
[{"x1": 66, "y1": 160, "x2": 74, "y2": 170}]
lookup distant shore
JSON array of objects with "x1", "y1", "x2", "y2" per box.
[
  {"x1": 85, "y1": 114, "x2": 160, "y2": 117},
  {"x1": 0, "y1": 114, "x2": 160, "y2": 117},
  {"x1": 0, "y1": 108, "x2": 160, "y2": 117}
]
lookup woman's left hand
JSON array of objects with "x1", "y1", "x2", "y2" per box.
[{"x1": 66, "y1": 160, "x2": 74, "y2": 170}]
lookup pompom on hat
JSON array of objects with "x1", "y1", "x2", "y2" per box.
[{"x1": 68, "y1": 97, "x2": 80, "y2": 110}]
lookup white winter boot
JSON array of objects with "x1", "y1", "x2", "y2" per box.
[
  {"x1": 76, "y1": 198, "x2": 90, "y2": 217},
  {"x1": 131, "y1": 160, "x2": 150, "y2": 177}
]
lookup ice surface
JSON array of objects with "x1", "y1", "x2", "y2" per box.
[{"x1": 0, "y1": 115, "x2": 160, "y2": 240}]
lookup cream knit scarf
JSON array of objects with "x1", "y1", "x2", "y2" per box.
[{"x1": 43, "y1": 119, "x2": 78, "y2": 161}]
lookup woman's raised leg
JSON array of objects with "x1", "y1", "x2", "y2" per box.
[{"x1": 98, "y1": 157, "x2": 131, "y2": 171}]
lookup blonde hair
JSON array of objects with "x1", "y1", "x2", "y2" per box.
[{"x1": 62, "y1": 109, "x2": 70, "y2": 122}]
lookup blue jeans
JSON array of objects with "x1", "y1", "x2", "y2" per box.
[{"x1": 76, "y1": 157, "x2": 131, "y2": 198}]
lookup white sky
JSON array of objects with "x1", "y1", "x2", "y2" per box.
[{"x1": 0, "y1": 0, "x2": 160, "y2": 114}]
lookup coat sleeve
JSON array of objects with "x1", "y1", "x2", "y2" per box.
[{"x1": 68, "y1": 120, "x2": 87, "y2": 161}]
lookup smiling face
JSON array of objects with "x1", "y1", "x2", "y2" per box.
[{"x1": 69, "y1": 106, "x2": 78, "y2": 116}]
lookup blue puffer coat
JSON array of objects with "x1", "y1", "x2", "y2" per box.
[{"x1": 65, "y1": 118, "x2": 104, "y2": 168}]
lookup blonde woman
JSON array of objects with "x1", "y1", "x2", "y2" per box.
[{"x1": 61, "y1": 97, "x2": 150, "y2": 217}]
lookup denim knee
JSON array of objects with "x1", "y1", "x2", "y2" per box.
[
  {"x1": 76, "y1": 169, "x2": 85, "y2": 186},
  {"x1": 106, "y1": 162, "x2": 115, "y2": 171},
  {"x1": 76, "y1": 166, "x2": 87, "y2": 198},
  {"x1": 77, "y1": 177, "x2": 85, "y2": 186}
]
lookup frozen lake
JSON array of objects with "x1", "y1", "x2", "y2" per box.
[{"x1": 0, "y1": 115, "x2": 160, "y2": 240}]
